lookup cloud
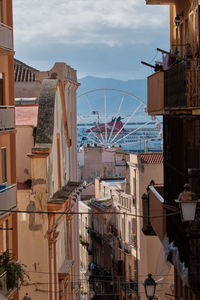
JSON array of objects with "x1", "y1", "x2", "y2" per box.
[
  {"x1": 13, "y1": 0, "x2": 169, "y2": 47},
  {"x1": 13, "y1": 0, "x2": 170, "y2": 80}
]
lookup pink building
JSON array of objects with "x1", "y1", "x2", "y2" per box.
[{"x1": 78, "y1": 145, "x2": 126, "y2": 183}]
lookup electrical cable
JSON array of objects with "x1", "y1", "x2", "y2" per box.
[
  {"x1": 0, "y1": 208, "x2": 179, "y2": 219},
  {"x1": 25, "y1": 269, "x2": 174, "y2": 279},
  {"x1": 149, "y1": 49, "x2": 159, "y2": 64}
]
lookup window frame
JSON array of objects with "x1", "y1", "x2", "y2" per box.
[{"x1": 1, "y1": 147, "x2": 7, "y2": 184}]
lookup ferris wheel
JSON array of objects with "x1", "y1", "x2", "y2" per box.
[{"x1": 77, "y1": 88, "x2": 162, "y2": 152}]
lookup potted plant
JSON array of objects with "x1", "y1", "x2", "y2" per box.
[{"x1": 0, "y1": 250, "x2": 29, "y2": 290}]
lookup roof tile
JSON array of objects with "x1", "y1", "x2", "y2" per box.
[{"x1": 140, "y1": 153, "x2": 163, "y2": 164}]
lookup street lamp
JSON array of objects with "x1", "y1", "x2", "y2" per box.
[
  {"x1": 143, "y1": 274, "x2": 157, "y2": 300},
  {"x1": 175, "y1": 184, "x2": 200, "y2": 222},
  {"x1": 174, "y1": 15, "x2": 181, "y2": 26},
  {"x1": 90, "y1": 289, "x2": 95, "y2": 299},
  {"x1": 174, "y1": 12, "x2": 183, "y2": 27},
  {"x1": 23, "y1": 293, "x2": 31, "y2": 300}
]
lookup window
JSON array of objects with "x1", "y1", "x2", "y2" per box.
[
  {"x1": 56, "y1": 134, "x2": 61, "y2": 189},
  {"x1": 128, "y1": 221, "x2": 131, "y2": 243},
  {"x1": 0, "y1": 73, "x2": 3, "y2": 105},
  {"x1": 129, "y1": 264, "x2": 132, "y2": 280},
  {"x1": 133, "y1": 169, "x2": 136, "y2": 198},
  {"x1": 3, "y1": 220, "x2": 8, "y2": 252},
  {"x1": 1, "y1": 147, "x2": 7, "y2": 183},
  {"x1": 122, "y1": 217, "x2": 125, "y2": 240},
  {"x1": 0, "y1": 1, "x2": 2, "y2": 22}
]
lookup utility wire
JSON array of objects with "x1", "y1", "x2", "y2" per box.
[
  {"x1": 0, "y1": 208, "x2": 179, "y2": 219},
  {"x1": 26, "y1": 269, "x2": 174, "y2": 279}
]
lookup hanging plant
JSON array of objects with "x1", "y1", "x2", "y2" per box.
[{"x1": 0, "y1": 250, "x2": 30, "y2": 290}]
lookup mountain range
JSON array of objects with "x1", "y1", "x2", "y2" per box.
[{"x1": 77, "y1": 76, "x2": 147, "y2": 117}]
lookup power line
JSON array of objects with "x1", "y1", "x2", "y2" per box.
[
  {"x1": 24, "y1": 279, "x2": 174, "y2": 285},
  {"x1": 0, "y1": 208, "x2": 179, "y2": 219},
  {"x1": 26, "y1": 269, "x2": 174, "y2": 280}
]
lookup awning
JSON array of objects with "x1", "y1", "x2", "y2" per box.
[{"x1": 59, "y1": 260, "x2": 74, "y2": 275}]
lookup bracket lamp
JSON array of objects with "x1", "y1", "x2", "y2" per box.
[
  {"x1": 143, "y1": 274, "x2": 157, "y2": 300},
  {"x1": 175, "y1": 184, "x2": 200, "y2": 222},
  {"x1": 174, "y1": 12, "x2": 183, "y2": 27}
]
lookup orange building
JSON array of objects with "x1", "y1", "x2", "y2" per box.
[{"x1": 0, "y1": 1, "x2": 18, "y2": 299}]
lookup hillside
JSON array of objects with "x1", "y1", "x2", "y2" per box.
[{"x1": 77, "y1": 76, "x2": 147, "y2": 116}]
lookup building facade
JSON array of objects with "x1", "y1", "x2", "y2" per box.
[
  {"x1": 127, "y1": 153, "x2": 173, "y2": 300},
  {"x1": 78, "y1": 146, "x2": 126, "y2": 183},
  {"x1": 79, "y1": 201, "x2": 92, "y2": 300},
  {"x1": 89, "y1": 177, "x2": 137, "y2": 300},
  {"x1": 16, "y1": 63, "x2": 80, "y2": 300},
  {"x1": 146, "y1": 0, "x2": 200, "y2": 299},
  {"x1": 0, "y1": 1, "x2": 18, "y2": 299}
]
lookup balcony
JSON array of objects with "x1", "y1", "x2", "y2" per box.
[
  {"x1": 124, "y1": 242, "x2": 131, "y2": 255},
  {"x1": 147, "y1": 61, "x2": 200, "y2": 115},
  {"x1": 0, "y1": 184, "x2": 17, "y2": 214},
  {"x1": 0, "y1": 23, "x2": 13, "y2": 52},
  {"x1": 0, "y1": 107, "x2": 15, "y2": 131},
  {"x1": 146, "y1": 0, "x2": 175, "y2": 4},
  {"x1": 147, "y1": 71, "x2": 164, "y2": 114}
]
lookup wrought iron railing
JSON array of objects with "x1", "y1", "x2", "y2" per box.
[
  {"x1": 0, "y1": 106, "x2": 15, "y2": 131},
  {"x1": 0, "y1": 184, "x2": 16, "y2": 214}
]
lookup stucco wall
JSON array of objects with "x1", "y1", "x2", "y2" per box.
[
  {"x1": 81, "y1": 147, "x2": 126, "y2": 182},
  {"x1": 16, "y1": 126, "x2": 34, "y2": 183},
  {"x1": 56, "y1": 220, "x2": 67, "y2": 272},
  {"x1": 129, "y1": 154, "x2": 173, "y2": 300},
  {"x1": 17, "y1": 189, "x2": 49, "y2": 300}
]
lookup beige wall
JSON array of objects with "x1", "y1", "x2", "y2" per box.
[
  {"x1": 16, "y1": 126, "x2": 34, "y2": 183},
  {"x1": 17, "y1": 188, "x2": 49, "y2": 300},
  {"x1": 129, "y1": 154, "x2": 173, "y2": 300},
  {"x1": 17, "y1": 71, "x2": 79, "y2": 300},
  {"x1": 80, "y1": 147, "x2": 126, "y2": 182}
]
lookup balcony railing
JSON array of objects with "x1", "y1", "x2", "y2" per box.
[
  {"x1": 0, "y1": 107, "x2": 15, "y2": 131},
  {"x1": 0, "y1": 184, "x2": 17, "y2": 214},
  {"x1": 146, "y1": 0, "x2": 174, "y2": 4},
  {"x1": 147, "y1": 61, "x2": 200, "y2": 114},
  {"x1": 0, "y1": 23, "x2": 13, "y2": 51}
]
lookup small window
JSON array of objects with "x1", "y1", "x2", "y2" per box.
[
  {"x1": 0, "y1": 1, "x2": 2, "y2": 22},
  {"x1": 0, "y1": 73, "x2": 3, "y2": 105},
  {"x1": 1, "y1": 147, "x2": 7, "y2": 183},
  {"x1": 3, "y1": 220, "x2": 9, "y2": 252}
]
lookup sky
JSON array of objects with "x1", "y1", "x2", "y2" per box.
[{"x1": 13, "y1": 0, "x2": 170, "y2": 80}]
